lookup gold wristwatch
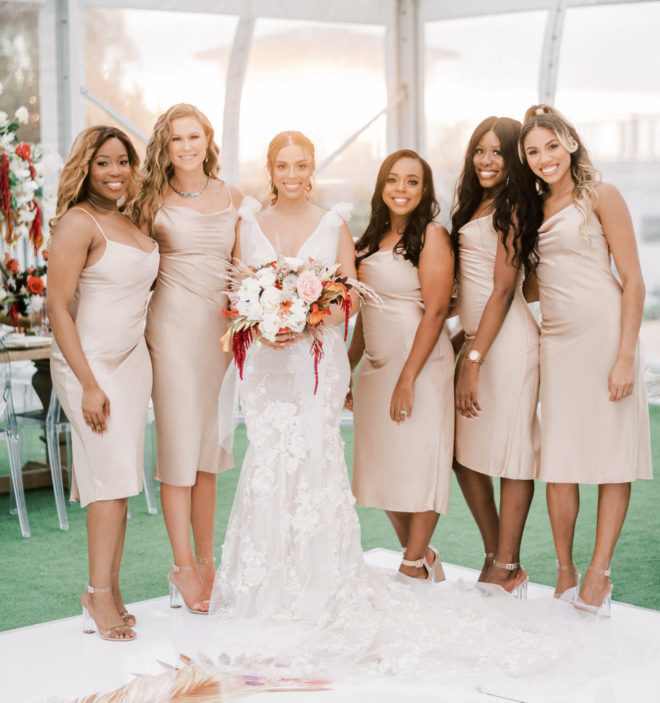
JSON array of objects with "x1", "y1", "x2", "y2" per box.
[{"x1": 467, "y1": 348, "x2": 484, "y2": 365}]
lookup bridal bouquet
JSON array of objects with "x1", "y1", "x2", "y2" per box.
[{"x1": 221, "y1": 255, "x2": 354, "y2": 393}]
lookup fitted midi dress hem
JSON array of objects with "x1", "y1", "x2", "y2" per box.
[
  {"x1": 536, "y1": 204, "x2": 652, "y2": 485},
  {"x1": 50, "y1": 208, "x2": 159, "y2": 508},
  {"x1": 454, "y1": 215, "x2": 540, "y2": 481},
  {"x1": 352, "y1": 249, "x2": 454, "y2": 515},
  {"x1": 146, "y1": 198, "x2": 237, "y2": 487}
]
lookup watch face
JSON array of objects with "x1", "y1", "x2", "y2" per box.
[{"x1": 468, "y1": 349, "x2": 480, "y2": 362}]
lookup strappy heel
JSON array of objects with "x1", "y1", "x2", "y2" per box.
[
  {"x1": 81, "y1": 585, "x2": 136, "y2": 641},
  {"x1": 425, "y1": 546, "x2": 446, "y2": 583},
  {"x1": 111, "y1": 571, "x2": 136, "y2": 626},
  {"x1": 168, "y1": 564, "x2": 210, "y2": 614},
  {"x1": 574, "y1": 566, "x2": 612, "y2": 618},
  {"x1": 492, "y1": 560, "x2": 528, "y2": 600},
  {"x1": 554, "y1": 560, "x2": 581, "y2": 602},
  {"x1": 399, "y1": 546, "x2": 444, "y2": 583},
  {"x1": 397, "y1": 555, "x2": 433, "y2": 583}
]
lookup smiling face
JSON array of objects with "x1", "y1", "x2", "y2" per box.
[
  {"x1": 473, "y1": 129, "x2": 507, "y2": 193},
  {"x1": 270, "y1": 144, "x2": 313, "y2": 201},
  {"x1": 87, "y1": 137, "x2": 132, "y2": 203},
  {"x1": 381, "y1": 156, "x2": 424, "y2": 219},
  {"x1": 167, "y1": 116, "x2": 208, "y2": 173},
  {"x1": 523, "y1": 126, "x2": 573, "y2": 188}
]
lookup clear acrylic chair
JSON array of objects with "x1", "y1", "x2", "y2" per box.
[
  {"x1": 0, "y1": 339, "x2": 31, "y2": 538},
  {"x1": 1, "y1": 335, "x2": 70, "y2": 534}
]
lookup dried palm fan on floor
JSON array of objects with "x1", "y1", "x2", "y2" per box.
[{"x1": 71, "y1": 654, "x2": 330, "y2": 703}]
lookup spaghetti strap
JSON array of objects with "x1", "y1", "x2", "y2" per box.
[{"x1": 71, "y1": 207, "x2": 108, "y2": 241}]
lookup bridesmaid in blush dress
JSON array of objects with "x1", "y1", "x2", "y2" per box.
[
  {"x1": 451, "y1": 117, "x2": 543, "y2": 598},
  {"x1": 48, "y1": 126, "x2": 159, "y2": 640},
  {"x1": 520, "y1": 104, "x2": 652, "y2": 615},
  {"x1": 131, "y1": 104, "x2": 242, "y2": 613},
  {"x1": 348, "y1": 150, "x2": 454, "y2": 582}
]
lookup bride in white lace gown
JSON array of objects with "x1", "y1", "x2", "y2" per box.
[
  {"x1": 210, "y1": 130, "x2": 364, "y2": 622},
  {"x1": 208, "y1": 132, "x2": 645, "y2": 693}
]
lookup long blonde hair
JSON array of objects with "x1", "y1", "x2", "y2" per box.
[
  {"x1": 130, "y1": 104, "x2": 221, "y2": 231},
  {"x1": 520, "y1": 104, "x2": 601, "y2": 240},
  {"x1": 49, "y1": 126, "x2": 140, "y2": 231},
  {"x1": 266, "y1": 131, "x2": 316, "y2": 205}
]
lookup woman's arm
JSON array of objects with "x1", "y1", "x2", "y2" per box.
[
  {"x1": 455, "y1": 232, "x2": 518, "y2": 418},
  {"x1": 344, "y1": 310, "x2": 365, "y2": 411},
  {"x1": 390, "y1": 222, "x2": 454, "y2": 423},
  {"x1": 347, "y1": 309, "x2": 365, "y2": 371},
  {"x1": 596, "y1": 182, "x2": 646, "y2": 402},
  {"x1": 47, "y1": 212, "x2": 111, "y2": 434}
]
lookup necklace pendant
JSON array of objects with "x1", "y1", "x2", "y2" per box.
[{"x1": 170, "y1": 177, "x2": 210, "y2": 199}]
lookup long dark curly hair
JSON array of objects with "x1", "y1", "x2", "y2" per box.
[
  {"x1": 356, "y1": 150, "x2": 440, "y2": 268},
  {"x1": 451, "y1": 116, "x2": 542, "y2": 272}
]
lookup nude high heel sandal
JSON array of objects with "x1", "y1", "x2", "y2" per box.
[
  {"x1": 573, "y1": 566, "x2": 612, "y2": 618},
  {"x1": 553, "y1": 560, "x2": 581, "y2": 602},
  {"x1": 168, "y1": 564, "x2": 210, "y2": 614},
  {"x1": 425, "y1": 546, "x2": 446, "y2": 583},
  {"x1": 81, "y1": 585, "x2": 136, "y2": 641},
  {"x1": 492, "y1": 560, "x2": 529, "y2": 600}
]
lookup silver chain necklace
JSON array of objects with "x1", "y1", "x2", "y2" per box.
[{"x1": 169, "y1": 177, "x2": 210, "y2": 199}]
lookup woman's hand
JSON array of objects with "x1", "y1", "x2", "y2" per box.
[
  {"x1": 344, "y1": 374, "x2": 354, "y2": 411},
  {"x1": 608, "y1": 357, "x2": 634, "y2": 402},
  {"x1": 390, "y1": 375, "x2": 414, "y2": 424},
  {"x1": 261, "y1": 328, "x2": 303, "y2": 349},
  {"x1": 82, "y1": 385, "x2": 111, "y2": 434},
  {"x1": 455, "y1": 355, "x2": 481, "y2": 418}
]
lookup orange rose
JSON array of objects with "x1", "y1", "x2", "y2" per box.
[
  {"x1": 42, "y1": 249, "x2": 49, "y2": 261},
  {"x1": 15, "y1": 142, "x2": 31, "y2": 161},
  {"x1": 6, "y1": 257, "x2": 20, "y2": 274},
  {"x1": 308, "y1": 303, "x2": 330, "y2": 326},
  {"x1": 27, "y1": 276, "x2": 44, "y2": 295}
]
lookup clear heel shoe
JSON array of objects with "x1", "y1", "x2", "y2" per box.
[
  {"x1": 574, "y1": 566, "x2": 612, "y2": 618},
  {"x1": 553, "y1": 560, "x2": 581, "y2": 602},
  {"x1": 492, "y1": 560, "x2": 528, "y2": 600},
  {"x1": 168, "y1": 564, "x2": 210, "y2": 614},
  {"x1": 81, "y1": 585, "x2": 136, "y2": 641}
]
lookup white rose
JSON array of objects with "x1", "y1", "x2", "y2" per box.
[
  {"x1": 283, "y1": 256, "x2": 303, "y2": 272},
  {"x1": 239, "y1": 277, "x2": 261, "y2": 300},
  {"x1": 259, "y1": 312, "x2": 281, "y2": 342},
  {"x1": 236, "y1": 298, "x2": 263, "y2": 322},
  {"x1": 0, "y1": 111, "x2": 8, "y2": 129},
  {"x1": 27, "y1": 296, "x2": 44, "y2": 314},
  {"x1": 256, "y1": 266, "x2": 276, "y2": 289},
  {"x1": 281, "y1": 273, "x2": 299, "y2": 294},
  {"x1": 14, "y1": 106, "x2": 29, "y2": 124},
  {"x1": 252, "y1": 249, "x2": 274, "y2": 268},
  {"x1": 260, "y1": 285, "x2": 282, "y2": 313}
]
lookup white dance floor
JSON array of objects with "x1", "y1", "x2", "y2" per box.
[{"x1": 2, "y1": 549, "x2": 659, "y2": 703}]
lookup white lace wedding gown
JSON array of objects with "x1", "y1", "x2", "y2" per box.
[{"x1": 208, "y1": 197, "x2": 645, "y2": 695}]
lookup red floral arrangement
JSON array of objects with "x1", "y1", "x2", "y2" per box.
[{"x1": 0, "y1": 253, "x2": 47, "y2": 328}]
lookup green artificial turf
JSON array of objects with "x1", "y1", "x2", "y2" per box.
[{"x1": 1, "y1": 412, "x2": 659, "y2": 632}]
